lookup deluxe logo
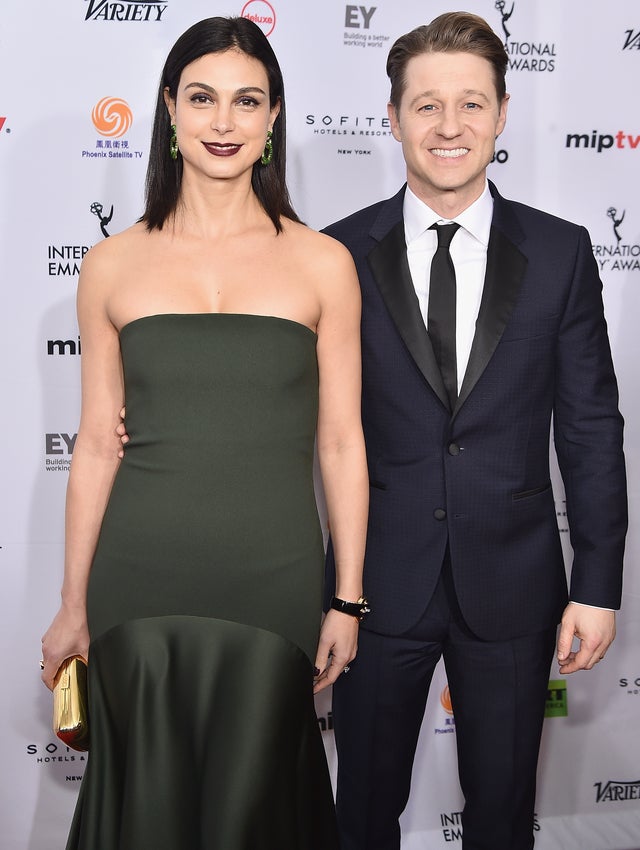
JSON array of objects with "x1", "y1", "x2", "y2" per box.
[
  {"x1": 91, "y1": 201, "x2": 114, "y2": 238},
  {"x1": 92, "y1": 97, "x2": 133, "y2": 138},
  {"x1": 623, "y1": 29, "x2": 640, "y2": 51},
  {"x1": 48, "y1": 245, "x2": 90, "y2": 276},
  {"x1": 494, "y1": 1, "x2": 556, "y2": 72},
  {"x1": 592, "y1": 207, "x2": 640, "y2": 273},
  {"x1": 545, "y1": 679, "x2": 567, "y2": 718},
  {"x1": 84, "y1": 0, "x2": 167, "y2": 21},
  {"x1": 241, "y1": 1, "x2": 276, "y2": 37},
  {"x1": 595, "y1": 780, "x2": 640, "y2": 802},
  {"x1": 566, "y1": 129, "x2": 640, "y2": 153}
]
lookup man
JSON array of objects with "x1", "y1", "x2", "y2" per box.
[{"x1": 323, "y1": 12, "x2": 627, "y2": 850}]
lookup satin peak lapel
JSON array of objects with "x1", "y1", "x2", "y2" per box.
[
  {"x1": 455, "y1": 225, "x2": 527, "y2": 415},
  {"x1": 368, "y1": 220, "x2": 450, "y2": 410}
]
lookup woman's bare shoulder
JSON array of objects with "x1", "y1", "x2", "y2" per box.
[{"x1": 281, "y1": 219, "x2": 356, "y2": 274}]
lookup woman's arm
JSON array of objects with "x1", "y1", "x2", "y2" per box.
[
  {"x1": 312, "y1": 238, "x2": 369, "y2": 693},
  {"x1": 41, "y1": 246, "x2": 124, "y2": 689}
]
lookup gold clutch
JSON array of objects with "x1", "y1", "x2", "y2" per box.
[{"x1": 52, "y1": 655, "x2": 90, "y2": 752}]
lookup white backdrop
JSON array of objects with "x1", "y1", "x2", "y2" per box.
[{"x1": 1, "y1": 1, "x2": 639, "y2": 848}]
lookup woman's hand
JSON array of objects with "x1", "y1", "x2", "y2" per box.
[
  {"x1": 313, "y1": 609, "x2": 359, "y2": 694},
  {"x1": 40, "y1": 604, "x2": 90, "y2": 691},
  {"x1": 116, "y1": 406, "x2": 129, "y2": 459}
]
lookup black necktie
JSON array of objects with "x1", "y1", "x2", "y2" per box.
[{"x1": 428, "y1": 222, "x2": 460, "y2": 411}]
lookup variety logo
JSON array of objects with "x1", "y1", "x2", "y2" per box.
[
  {"x1": 343, "y1": 4, "x2": 388, "y2": 50},
  {"x1": 545, "y1": 680, "x2": 567, "y2": 718},
  {"x1": 48, "y1": 245, "x2": 90, "y2": 276},
  {"x1": 595, "y1": 779, "x2": 640, "y2": 802},
  {"x1": 92, "y1": 96, "x2": 133, "y2": 138},
  {"x1": 592, "y1": 208, "x2": 640, "y2": 273},
  {"x1": 623, "y1": 29, "x2": 640, "y2": 51},
  {"x1": 494, "y1": 1, "x2": 557, "y2": 72},
  {"x1": 566, "y1": 129, "x2": 640, "y2": 153},
  {"x1": 91, "y1": 201, "x2": 114, "y2": 238},
  {"x1": 241, "y1": 1, "x2": 276, "y2": 37},
  {"x1": 84, "y1": 0, "x2": 168, "y2": 22}
]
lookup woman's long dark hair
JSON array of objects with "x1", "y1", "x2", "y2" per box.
[{"x1": 141, "y1": 17, "x2": 300, "y2": 233}]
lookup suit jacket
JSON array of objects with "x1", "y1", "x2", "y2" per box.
[{"x1": 325, "y1": 181, "x2": 627, "y2": 641}]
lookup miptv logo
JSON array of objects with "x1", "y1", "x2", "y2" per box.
[
  {"x1": 91, "y1": 97, "x2": 133, "y2": 138},
  {"x1": 241, "y1": 0, "x2": 276, "y2": 37}
]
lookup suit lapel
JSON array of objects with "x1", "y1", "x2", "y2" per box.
[
  {"x1": 455, "y1": 191, "x2": 528, "y2": 416},
  {"x1": 367, "y1": 199, "x2": 450, "y2": 411}
]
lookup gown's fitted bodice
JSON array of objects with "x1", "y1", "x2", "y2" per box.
[{"x1": 87, "y1": 312, "x2": 325, "y2": 662}]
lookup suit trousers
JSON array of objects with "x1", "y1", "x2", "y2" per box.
[{"x1": 332, "y1": 560, "x2": 557, "y2": 850}]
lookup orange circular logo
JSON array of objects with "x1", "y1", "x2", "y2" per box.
[
  {"x1": 92, "y1": 97, "x2": 133, "y2": 138},
  {"x1": 440, "y1": 685, "x2": 454, "y2": 715}
]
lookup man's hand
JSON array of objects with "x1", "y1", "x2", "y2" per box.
[
  {"x1": 557, "y1": 602, "x2": 616, "y2": 674},
  {"x1": 116, "y1": 406, "x2": 129, "y2": 458}
]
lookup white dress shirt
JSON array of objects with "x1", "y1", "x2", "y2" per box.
[{"x1": 404, "y1": 182, "x2": 493, "y2": 393}]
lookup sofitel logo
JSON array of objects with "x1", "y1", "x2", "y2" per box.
[
  {"x1": 84, "y1": 0, "x2": 168, "y2": 21},
  {"x1": 494, "y1": 1, "x2": 556, "y2": 72},
  {"x1": 595, "y1": 780, "x2": 640, "y2": 802},
  {"x1": 592, "y1": 207, "x2": 640, "y2": 273}
]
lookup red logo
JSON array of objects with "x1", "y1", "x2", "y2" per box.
[
  {"x1": 241, "y1": 0, "x2": 276, "y2": 37},
  {"x1": 0, "y1": 116, "x2": 6, "y2": 132},
  {"x1": 91, "y1": 97, "x2": 133, "y2": 138}
]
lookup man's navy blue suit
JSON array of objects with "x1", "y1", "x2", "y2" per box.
[{"x1": 324, "y1": 181, "x2": 627, "y2": 850}]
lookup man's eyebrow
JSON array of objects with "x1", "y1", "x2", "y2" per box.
[{"x1": 408, "y1": 88, "x2": 492, "y2": 107}]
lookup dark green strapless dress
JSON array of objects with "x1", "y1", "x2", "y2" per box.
[{"x1": 66, "y1": 314, "x2": 338, "y2": 850}]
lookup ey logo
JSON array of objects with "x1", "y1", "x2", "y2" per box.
[{"x1": 345, "y1": 5, "x2": 376, "y2": 29}]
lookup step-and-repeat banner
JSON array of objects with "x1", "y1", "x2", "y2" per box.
[{"x1": 1, "y1": 1, "x2": 638, "y2": 847}]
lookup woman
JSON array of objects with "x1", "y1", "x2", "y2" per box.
[{"x1": 40, "y1": 17, "x2": 368, "y2": 849}]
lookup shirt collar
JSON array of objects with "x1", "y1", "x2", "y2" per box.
[{"x1": 403, "y1": 182, "x2": 494, "y2": 247}]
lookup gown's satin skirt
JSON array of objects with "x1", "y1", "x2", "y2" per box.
[{"x1": 67, "y1": 616, "x2": 338, "y2": 850}]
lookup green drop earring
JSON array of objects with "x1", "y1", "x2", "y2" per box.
[
  {"x1": 170, "y1": 124, "x2": 178, "y2": 160},
  {"x1": 261, "y1": 129, "x2": 273, "y2": 166}
]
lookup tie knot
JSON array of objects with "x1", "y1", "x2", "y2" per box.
[{"x1": 431, "y1": 222, "x2": 460, "y2": 249}]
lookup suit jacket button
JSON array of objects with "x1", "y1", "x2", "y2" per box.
[
  {"x1": 448, "y1": 443, "x2": 461, "y2": 456},
  {"x1": 433, "y1": 508, "x2": 447, "y2": 520}
]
